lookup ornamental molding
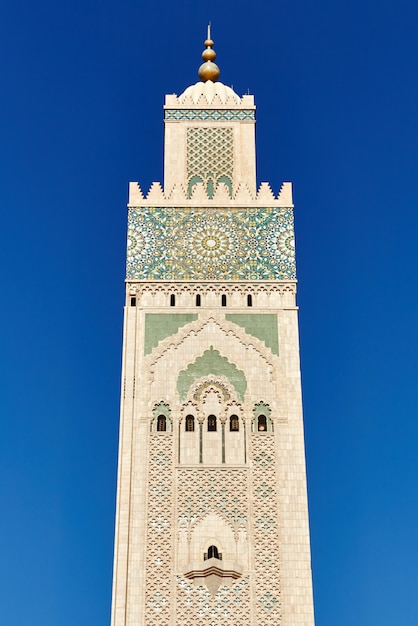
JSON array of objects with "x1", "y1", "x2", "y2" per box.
[
  {"x1": 144, "y1": 316, "x2": 282, "y2": 408},
  {"x1": 165, "y1": 108, "x2": 255, "y2": 121},
  {"x1": 146, "y1": 314, "x2": 278, "y2": 368},
  {"x1": 167, "y1": 398, "x2": 253, "y2": 427},
  {"x1": 127, "y1": 281, "x2": 297, "y2": 296},
  {"x1": 165, "y1": 84, "x2": 254, "y2": 109},
  {"x1": 128, "y1": 180, "x2": 293, "y2": 207},
  {"x1": 182, "y1": 558, "x2": 243, "y2": 594}
]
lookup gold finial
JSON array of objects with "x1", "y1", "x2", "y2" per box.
[{"x1": 198, "y1": 24, "x2": 220, "y2": 82}]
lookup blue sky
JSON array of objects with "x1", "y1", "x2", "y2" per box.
[{"x1": 1, "y1": 0, "x2": 418, "y2": 624}]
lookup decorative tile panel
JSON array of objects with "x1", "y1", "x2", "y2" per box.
[
  {"x1": 251, "y1": 434, "x2": 282, "y2": 625},
  {"x1": 145, "y1": 434, "x2": 174, "y2": 626},
  {"x1": 226, "y1": 314, "x2": 279, "y2": 355},
  {"x1": 145, "y1": 314, "x2": 198, "y2": 355},
  {"x1": 175, "y1": 575, "x2": 251, "y2": 625},
  {"x1": 177, "y1": 347, "x2": 247, "y2": 402},
  {"x1": 165, "y1": 109, "x2": 255, "y2": 121},
  {"x1": 126, "y1": 207, "x2": 296, "y2": 281},
  {"x1": 175, "y1": 468, "x2": 251, "y2": 622},
  {"x1": 177, "y1": 468, "x2": 248, "y2": 528},
  {"x1": 187, "y1": 127, "x2": 233, "y2": 197}
]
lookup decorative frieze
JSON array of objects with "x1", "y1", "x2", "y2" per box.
[
  {"x1": 127, "y1": 206, "x2": 296, "y2": 281},
  {"x1": 127, "y1": 282, "x2": 296, "y2": 296},
  {"x1": 165, "y1": 109, "x2": 255, "y2": 121}
]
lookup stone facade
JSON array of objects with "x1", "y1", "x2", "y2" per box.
[{"x1": 110, "y1": 76, "x2": 315, "y2": 626}]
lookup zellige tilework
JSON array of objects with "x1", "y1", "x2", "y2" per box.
[{"x1": 126, "y1": 206, "x2": 296, "y2": 281}]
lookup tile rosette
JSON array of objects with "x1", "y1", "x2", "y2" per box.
[{"x1": 126, "y1": 206, "x2": 296, "y2": 281}]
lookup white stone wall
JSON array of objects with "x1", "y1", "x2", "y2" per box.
[{"x1": 111, "y1": 281, "x2": 315, "y2": 626}]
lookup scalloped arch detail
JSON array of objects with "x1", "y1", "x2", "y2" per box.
[
  {"x1": 177, "y1": 346, "x2": 247, "y2": 401},
  {"x1": 147, "y1": 315, "x2": 276, "y2": 372}
]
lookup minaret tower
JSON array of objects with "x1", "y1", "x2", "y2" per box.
[{"x1": 111, "y1": 30, "x2": 315, "y2": 626}]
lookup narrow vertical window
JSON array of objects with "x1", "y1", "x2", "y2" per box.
[
  {"x1": 130, "y1": 297, "x2": 136, "y2": 306},
  {"x1": 221, "y1": 294, "x2": 227, "y2": 307},
  {"x1": 185, "y1": 414, "x2": 195, "y2": 432},
  {"x1": 170, "y1": 294, "x2": 175, "y2": 307},
  {"x1": 207, "y1": 545, "x2": 220, "y2": 560},
  {"x1": 196, "y1": 294, "x2": 201, "y2": 307},
  {"x1": 207, "y1": 415, "x2": 217, "y2": 431},
  {"x1": 258, "y1": 415, "x2": 267, "y2": 432},
  {"x1": 247, "y1": 294, "x2": 252, "y2": 307},
  {"x1": 157, "y1": 415, "x2": 166, "y2": 431},
  {"x1": 230, "y1": 414, "x2": 239, "y2": 431}
]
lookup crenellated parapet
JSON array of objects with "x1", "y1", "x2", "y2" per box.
[{"x1": 128, "y1": 180, "x2": 293, "y2": 208}]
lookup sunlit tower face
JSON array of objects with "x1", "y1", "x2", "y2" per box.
[{"x1": 110, "y1": 31, "x2": 315, "y2": 626}]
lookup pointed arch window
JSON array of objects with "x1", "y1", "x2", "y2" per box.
[
  {"x1": 230, "y1": 414, "x2": 239, "y2": 431},
  {"x1": 257, "y1": 414, "x2": 267, "y2": 432},
  {"x1": 207, "y1": 415, "x2": 217, "y2": 432},
  {"x1": 204, "y1": 545, "x2": 222, "y2": 560},
  {"x1": 157, "y1": 415, "x2": 167, "y2": 431},
  {"x1": 208, "y1": 545, "x2": 221, "y2": 559},
  {"x1": 185, "y1": 414, "x2": 195, "y2": 432}
]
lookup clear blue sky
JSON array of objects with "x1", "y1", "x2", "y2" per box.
[{"x1": 1, "y1": 0, "x2": 418, "y2": 624}]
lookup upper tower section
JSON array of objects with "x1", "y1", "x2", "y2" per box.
[
  {"x1": 126, "y1": 29, "x2": 296, "y2": 282},
  {"x1": 128, "y1": 28, "x2": 292, "y2": 208},
  {"x1": 164, "y1": 28, "x2": 256, "y2": 197}
]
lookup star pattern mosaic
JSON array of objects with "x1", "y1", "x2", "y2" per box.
[{"x1": 126, "y1": 206, "x2": 296, "y2": 281}]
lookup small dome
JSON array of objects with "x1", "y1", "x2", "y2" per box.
[{"x1": 178, "y1": 81, "x2": 241, "y2": 105}]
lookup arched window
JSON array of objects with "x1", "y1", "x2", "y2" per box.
[
  {"x1": 230, "y1": 414, "x2": 239, "y2": 431},
  {"x1": 170, "y1": 294, "x2": 175, "y2": 307},
  {"x1": 130, "y1": 296, "x2": 136, "y2": 306},
  {"x1": 185, "y1": 414, "x2": 195, "y2": 432},
  {"x1": 207, "y1": 415, "x2": 217, "y2": 432},
  {"x1": 258, "y1": 414, "x2": 267, "y2": 432},
  {"x1": 157, "y1": 415, "x2": 166, "y2": 431},
  {"x1": 221, "y1": 294, "x2": 227, "y2": 307},
  {"x1": 247, "y1": 294, "x2": 252, "y2": 307},
  {"x1": 207, "y1": 545, "x2": 220, "y2": 560},
  {"x1": 196, "y1": 294, "x2": 201, "y2": 306}
]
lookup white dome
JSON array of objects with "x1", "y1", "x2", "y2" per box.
[{"x1": 178, "y1": 81, "x2": 241, "y2": 105}]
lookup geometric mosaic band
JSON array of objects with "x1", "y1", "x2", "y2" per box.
[
  {"x1": 127, "y1": 206, "x2": 296, "y2": 281},
  {"x1": 165, "y1": 109, "x2": 255, "y2": 121}
]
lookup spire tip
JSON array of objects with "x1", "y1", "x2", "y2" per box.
[{"x1": 198, "y1": 24, "x2": 220, "y2": 82}]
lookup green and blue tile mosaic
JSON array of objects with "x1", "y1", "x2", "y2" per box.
[
  {"x1": 126, "y1": 206, "x2": 296, "y2": 281},
  {"x1": 165, "y1": 109, "x2": 255, "y2": 121}
]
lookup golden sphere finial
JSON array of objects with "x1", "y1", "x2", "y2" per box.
[{"x1": 198, "y1": 24, "x2": 220, "y2": 82}]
